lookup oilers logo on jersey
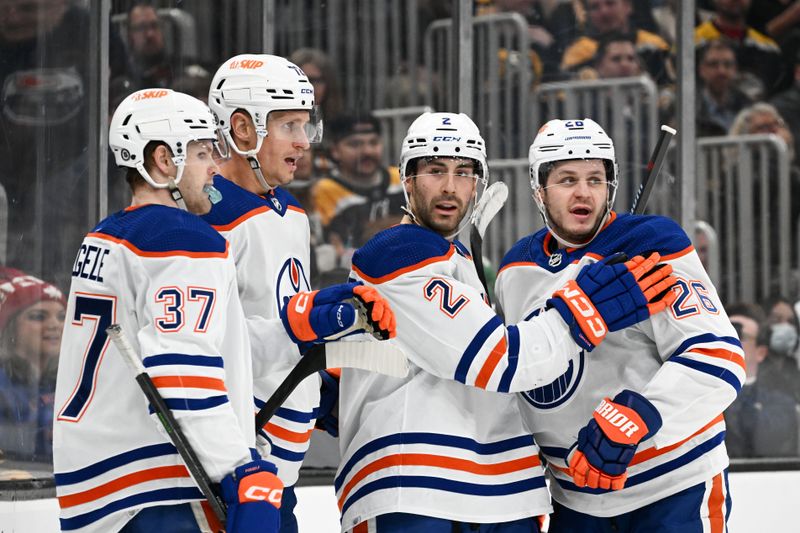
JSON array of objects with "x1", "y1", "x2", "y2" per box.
[
  {"x1": 275, "y1": 256, "x2": 310, "y2": 311},
  {"x1": 519, "y1": 307, "x2": 585, "y2": 409}
]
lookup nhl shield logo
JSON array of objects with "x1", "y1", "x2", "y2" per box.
[
  {"x1": 271, "y1": 196, "x2": 282, "y2": 210},
  {"x1": 548, "y1": 252, "x2": 563, "y2": 267}
]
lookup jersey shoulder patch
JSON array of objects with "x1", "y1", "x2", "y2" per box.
[
  {"x1": 593, "y1": 213, "x2": 691, "y2": 259},
  {"x1": 352, "y1": 225, "x2": 453, "y2": 283},
  {"x1": 92, "y1": 205, "x2": 228, "y2": 256}
]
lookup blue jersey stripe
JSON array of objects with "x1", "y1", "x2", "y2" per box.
[
  {"x1": 498, "y1": 325, "x2": 520, "y2": 393},
  {"x1": 55, "y1": 443, "x2": 177, "y2": 486},
  {"x1": 555, "y1": 431, "x2": 726, "y2": 494},
  {"x1": 155, "y1": 395, "x2": 229, "y2": 411},
  {"x1": 59, "y1": 487, "x2": 203, "y2": 530},
  {"x1": 143, "y1": 354, "x2": 224, "y2": 369},
  {"x1": 341, "y1": 474, "x2": 546, "y2": 517},
  {"x1": 669, "y1": 356, "x2": 742, "y2": 392},
  {"x1": 454, "y1": 316, "x2": 504, "y2": 384},
  {"x1": 669, "y1": 333, "x2": 742, "y2": 359},
  {"x1": 540, "y1": 446, "x2": 570, "y2": 460},
  {"x1": 253, "y1": 398, "x2": 319, "y2": 424},
  {"x1": 335, "y1": 432, "x2": 535, "y2": 491},
  {"x1": 259, "y1": 434, "x2": 307, "y2": 463}
]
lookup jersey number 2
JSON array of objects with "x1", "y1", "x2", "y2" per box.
[{"x1": 424, "y1": 278, "x2": 470, "y2": 318}]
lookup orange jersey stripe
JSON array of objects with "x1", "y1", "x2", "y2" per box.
[
  {"x1": 629, "y1": 414, "x2": 724, "y2": 467},
  {"x1": 708, "y1": 472, "x2": 725, "y2": 533},
  {"x1": 287, "y1": 205, "x2": 306, "y2": 214},
  {"x1": 88, "y1": 232, "x2": 229, "y2": 259},
  {"x1": 689, "y1": 347, "x2": 746, "y2": 373},
  {"x1": 58, "y1": 465, "x2": 189, "y2": 508},
  {"x1": 353, "y1": 247, "x2": 456, "y2": 284},
  {"x1": 475, "y1": 337, "x2": 507, "y2": 389},
  {"x1": 265, "y1": 422, "x2": 314, "y2": 444},
  {"x1": 338, "y1": 452, "x2": 541, "y2": 510},
  {"x1": 211, "y1": 205, "x2": 269, "y2": 232},
  {"x1": 352, "y1": 522, "x2": 369, "y2": 533},
  {"x1": 150, "y1": 375, "x2": 227, "y2": 392},
  {"x1": 661, "y1": 245, "x2": 694, "y2": 262}
]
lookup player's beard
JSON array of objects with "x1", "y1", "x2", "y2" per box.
[
  {"x1": 411, "y1": 191, "x2": 468, "y2": 237},
  {"x1": 545, "y1": 203, "x2": 605, "y2": 245}
]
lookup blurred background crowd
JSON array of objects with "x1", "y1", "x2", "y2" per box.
[{"x1": 1, "y1": 0, "x2": 800, "y2": 479}]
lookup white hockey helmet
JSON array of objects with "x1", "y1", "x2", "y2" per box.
[
  {"x1": 400, "y1": 111, "x2": 488, "y2": 184},
  {"x1": 400, "y1": 112, "x2": 488, "y2": 238},
  {"x1": 208, "y1": 54, "x2": 322, "y2": 147},
  {"x1": 528, "y1": 118, "x2": 618, "y2": 246},
  {"x1": 109, "y1": 88, "x2": 223, "y2": 189}
]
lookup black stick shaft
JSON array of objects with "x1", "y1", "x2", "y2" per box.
[
  {"x1": 470, "y1": 228, "x2": 492, "y2": 306},
  {"x1": 254, "y1": 345, "x2": 326, "y2": 433},
  {"x1": 134, "y1": 373, "x2": 228, "y2": 523},
  {"x1": 630, "y1": 125, "x2": 677, "y2": 214}
]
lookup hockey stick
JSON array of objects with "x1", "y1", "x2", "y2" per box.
[
  {"x1": 106, "y1": 324, "x2": 227, "y2": 525},
  {"x1": 254, "y1": 340, "x2": 408, "y2": 432},
  {"x1": 630, "y1": 125, "x2": 677, "y2": 214},
  {"x1": 469, "y1": 181, "x2": 509, "y2": 305}
]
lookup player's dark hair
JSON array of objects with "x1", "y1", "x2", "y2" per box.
[
  {"x1": 125, "y1": 140, "x2": 168, "y2": 189},
  {"x1": 406, "y1": 156, "x2": 482, "y2": 179}
]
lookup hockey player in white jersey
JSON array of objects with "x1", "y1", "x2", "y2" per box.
[
  {"x1": 53, "y1": 89, "x2": 283, "y2": 533},
  {"x1": 495, "y1": 118, "x2": 743, "y2": 532},
  {"x1": 202, "y1": 54, "x2": 396, "y2": 532},
  {"x1": 337, "y1": 112, "x2": 678, "y2": 532}
]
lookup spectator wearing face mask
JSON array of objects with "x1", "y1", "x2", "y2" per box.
[
  {"x1": 759, "y1": 295, "x2": 800, "y2": 405},
  {"x1": 724, "y1": 302, "x2": 799, "y2": 458}
]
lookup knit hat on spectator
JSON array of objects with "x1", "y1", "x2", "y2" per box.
[
  {"x1": 0, "y1": 267, "x2": 66, "y2": 334},
  {"x1": 327, "y1": 112, "x2": 381, "y2": 143}
]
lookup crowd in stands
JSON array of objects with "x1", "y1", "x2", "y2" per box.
[{"x1": 2, "y1": 0, "x2": 800, "y2": 472}]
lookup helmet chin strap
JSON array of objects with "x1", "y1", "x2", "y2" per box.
[
  {"x1": 224, "y1": 129, "x2": 274, "y2": 194},
  {"x1": 168, "y1": 164, "x2": 188, "y2": 211}
]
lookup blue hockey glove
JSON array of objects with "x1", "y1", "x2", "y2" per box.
[
  {"x1": 547, "y1": 252, "x2": 678, "y2": 351},
  {"x1": 220, "y1": 457, "x2": 283, "y2": 533},
  {"x1": 280, "y1": 282, "x2": 396, "y2": 348},
  {"x1": 315, "y1": 368, "x2": 340, "y2": 437},
  {"x1": 568, "y1": 390, "x2": 662, "y2": 490}
]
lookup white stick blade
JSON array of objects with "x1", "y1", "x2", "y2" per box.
[
  {"x1": 473, "y1": 181, "x2": 509, "y2": 238},
  {"x1": 325, "y1": 341, "x2": 409, "y2": 377}
]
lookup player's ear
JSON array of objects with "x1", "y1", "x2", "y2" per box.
[
  {"x1": 230, "y1": 111, "x2": 256, "y2": 149},
  {"x1": 151, "y1": 145, "x2": 174, "y2": 179}
]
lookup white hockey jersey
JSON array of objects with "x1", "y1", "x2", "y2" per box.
[
  {"x1": 495, "y1": 212, "x2": 743, "y2": 516},
  {"x1": 53, "y1": 204, "x2": 254, "y2": 533},
  {"x1": 337, "y1": 223, "x2": 592, "y2": 530},
  {"x1": 202, "y1": 175, "x2": 317, "y2": 487}
]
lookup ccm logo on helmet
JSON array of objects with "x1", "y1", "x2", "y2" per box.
[
  {"x1": 229, "y1": 59, "x2": 264, "y2": 69},
  {"x1": 558, "y1": 285, "x2": 607, "y2": 339},
  {"x1": 131, "y1": 90, "x2": 168, "y2": 101},
  {"x1": 432, "y1": 136, "x2": 461, "y2": 141},
  {"x1": 243, "y1": 485, "x2": 283, "y2": 504}
]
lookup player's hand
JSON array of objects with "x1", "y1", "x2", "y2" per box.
[
  {"x1": 546, "y1": 252, "x2": 678, "y2": 351},
  {"x1": 280, "y1": 282, "x2": 396, "y2": 347},
  {"x1": 220, "y1": 457, "x2": 283, "y2": 533},
  {"x1": 352, "y1": 284, "x2": 396, "y2": 340},
  {"x1": 567, "y1": 390, "x2": 662, "y2": 491}
]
